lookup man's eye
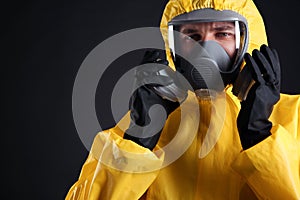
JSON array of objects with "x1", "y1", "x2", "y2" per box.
[
  {"x1": 216, "y1": 32, "x2": 234, "y2": 39},
  {"x1": 184, "y1": 34, "x2": 201, "y2": 41}
]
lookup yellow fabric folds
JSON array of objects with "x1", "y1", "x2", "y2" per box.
[
  {"x1": 66, "y1": 128, "x2": 164, "y2": 200},
  {"x1": 66, "y1": 90, "x2": 300, "y2": 199}
]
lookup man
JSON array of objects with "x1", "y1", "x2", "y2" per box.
[{"x1": 66, "y1": 0, "x2": 300, "y2": 199}]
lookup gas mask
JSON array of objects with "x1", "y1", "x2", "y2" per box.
[{"x1": 168, "y1": 9, "x2": 249, "y2": 93}]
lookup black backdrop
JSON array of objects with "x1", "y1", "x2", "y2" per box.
[{"x1": 3, "y1": 0, "x2": 300, "y2": 199}]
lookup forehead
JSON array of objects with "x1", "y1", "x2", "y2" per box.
[{"x1": 179, "y1": 21, "x2": 235, "y2": 31}]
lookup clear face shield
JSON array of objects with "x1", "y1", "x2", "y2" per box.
[{"x1": 168, "y1": 9, "x2": 249, "y2": 92}]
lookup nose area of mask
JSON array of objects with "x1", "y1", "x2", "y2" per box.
[
  {"x1": 192, "y1": 40, "x2": 232, "y2": 72},
  {"x1": 187, "y1": 41, "x2": 231, "y2": 90}
]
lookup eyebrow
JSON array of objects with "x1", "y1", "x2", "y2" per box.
[
  {"x1": 180, "y1": 24, "x2": 235, "y2": 34},
  {"x1": 181, "y1": 28, "x2": 198, "y2": 34},
  {"x1": 213, "y1": 25, "x2": 235, "y2": 31}
]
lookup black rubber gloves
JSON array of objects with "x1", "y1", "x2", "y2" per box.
[
  {"x1": 123, "y1": 45, "x2": 281, "y2": 151},
  {"x1": 237, "y1": 45, "x2": 281, "y2": 149}
]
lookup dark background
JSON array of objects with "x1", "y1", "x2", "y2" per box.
[{"x1": 3, "y1": 0, "x2": 300, "y2": 199}]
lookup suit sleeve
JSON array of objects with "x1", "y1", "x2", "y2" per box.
[
  {"x1": 232, "y1": 94, "x2": 300, "y2": 200},
  {"x1": 65, "y1": 127, "x2": 164, "y2": 200}
]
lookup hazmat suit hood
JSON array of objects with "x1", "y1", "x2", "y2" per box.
[{"x1": 160, "y1": 0, "x2": 268, "y2": 72}]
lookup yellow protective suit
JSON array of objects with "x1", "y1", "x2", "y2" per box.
[{"x1": 66, "y1": 0, "x2": 300, "y2": 199}]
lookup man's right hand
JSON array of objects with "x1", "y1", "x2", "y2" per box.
[{"x1": 123, "y1": 50, "x2": 187, "y2": 150}]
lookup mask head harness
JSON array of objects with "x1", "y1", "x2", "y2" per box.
[{"x1": 168, "y1": 9, "x2": 249, "y2": 91}]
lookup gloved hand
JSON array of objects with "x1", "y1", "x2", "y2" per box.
[
  {"x1": 237, "y1": 44, "x2": 281, "y2": 149},
  {"x1": 123, "y1": 50, "x2": 188, "y2": 150}
]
